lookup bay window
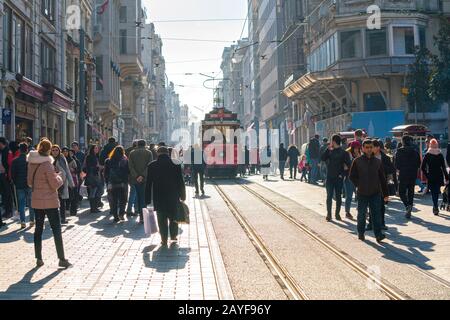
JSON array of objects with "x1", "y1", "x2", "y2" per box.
[
  {"x1": 366, "y1": 28, "x2": 387, "y2": 57},
  {"x1": 393, "y1": 27, "x2": 415, "y2": 55},
  {"x1": 340, "y1": 30, "x2": 362, "y2": 59}
]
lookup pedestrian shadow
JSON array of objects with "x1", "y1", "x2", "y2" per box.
[
  {"x1": 0, "y1": 268, "x2": 62, "y2": 300},
  {"x1": 143, "y1": 243, "x2": 191, "y2": 273},
  {"x1": 0, "y1": 223, "x2": 52, "y2": 244},
  {"x1": 88, "y1": 213, "x2": 149, "y2": 241},
  {"x1": 335, "y1": 219, "x2": 435, "y2": 270}
]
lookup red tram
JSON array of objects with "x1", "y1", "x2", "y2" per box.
[{"x1": 201, "y1": 107, "x2": 241, "y2": 178}]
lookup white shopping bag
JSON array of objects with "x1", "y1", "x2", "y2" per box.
[
  {"x1": 143, "y1": 207, "x2": 158, "y2": 237},
  {"x1": 79, "y1": 182, "x2": 88, "y2": 198}
]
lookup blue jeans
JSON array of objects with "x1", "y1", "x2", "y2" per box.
[
  {"x1": 326, "y1": 177, "x2": 343, "y2": 216},
  {"x1": 344, "y1": 177, "x2": 355, "y2": 214},
  {"x1": 309, "y1": 158, "x2": 319, "y2": 183},
  {"x1": 17, "y1": 188, "x2": 34, "y2": 223},
  {"x1": 127, "y1": 184, "x2": 137, "y2": 213},
  {"x1": 357, "y1": 193, "x2": 383, "y2": 238},
  {"x1": 135, "y1": 183, "x2": 146, "y2": 215}
]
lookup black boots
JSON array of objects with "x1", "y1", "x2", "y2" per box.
[{"x1": 90, "y1": 199, "x2": 100, "y2": 213}]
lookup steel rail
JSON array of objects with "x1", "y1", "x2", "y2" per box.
[
  {"x1": 213, "y1": 183, "x2": 309, "y2": 300},
  {"x1": 238, "y1": 182, "x2": 411, "y2": 301}
]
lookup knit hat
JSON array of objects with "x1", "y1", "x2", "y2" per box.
[{"x1": 429, "y1": 139, "x2": 439, "y2": 149}]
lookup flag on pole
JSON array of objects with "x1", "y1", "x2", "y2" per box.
[{"x1": 96, "y1": 0, "x2": 109, "y2": 15}]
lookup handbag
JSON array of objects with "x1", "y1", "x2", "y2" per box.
[
  {"x1": 79, "y1": 181, "x2": 89, "y2": 198},
  {"x1": 175, "y1": 201, "x2": 190, "y2": 224},
  {"x1": 143, "y1": 207, "x2": 158, "y2": 236}
]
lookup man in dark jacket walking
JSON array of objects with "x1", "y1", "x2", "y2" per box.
[
  {"x1": 11, "y1": 143, "x2": 34, "y2": 228},
  {"x1": 350, "y1": 139, "x2": 389, "y2": 243},
  {"x1": 394, "y1": 135, "x2": 421, "y2": 219},
  {"x1": 279, "y1": 143, "x2": 288, "y2": 180},
  {"x1": 145, "y1": 146, "x2": 186, "y2": 246},
  {"x1": 191, "y1": 145, "x2": 206, "y2": 196},
  {"x1": 308, "y1": 135, "x2": 321, "y2": 184},
  {"x1": 321, "y1": 135, "x2": 352, "y2": 221}
]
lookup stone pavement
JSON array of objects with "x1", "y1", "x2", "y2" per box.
[
  {"x1": 246, "y1": 174, "x2": 450, "y2": 284},
  {"x1": 0, "y1": 188, "x2": 233, "y2": 300}
]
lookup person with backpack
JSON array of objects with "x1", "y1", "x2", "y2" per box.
[
  {"x1": 11, "y1": 143, "x2": 34, "y2": 229},
  {"x1": 128, "y1": 140, "x2": 153, "y2": 224},
  {"x1": 104, "y1": 146, "x2": 129, "y2": 222}
]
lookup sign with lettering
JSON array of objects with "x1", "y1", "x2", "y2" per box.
[{"x1": 2, "y1": 109, "x2": 12, "y2": 125}]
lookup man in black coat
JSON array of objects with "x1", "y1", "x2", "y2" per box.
[
  {"x1": 191, "y1": 145, "x2": 206, "y2": 196},
  {"x1": 321, "y1": 134, "x2": 352, "y2": 221},
  {"x1": 278, "y1": 143, "x2": 288, "y2": 180},
  {"x1": 308, "y1": 135, "x2": 321, "y2": 184},
  {"x1": 145, "y1": 146, "x2": 186, "y2": 246},
  {"x1": 394, "y1": 135, "x2": 421, "y2": 219}
]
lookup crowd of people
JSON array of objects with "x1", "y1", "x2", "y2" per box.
[
  {"x1": 254, "y1": 130, "x2": 450, "y2": 243},
  {"x1": 0, "y1": 136, "x2": 187, "y2": 268},
  {"x1": 1, "y1": 129, "x2": 449, "y2": 265}
]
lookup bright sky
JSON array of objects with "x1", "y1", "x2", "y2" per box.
[{"x1": 143, "y1": 0, "x2": 248, "y2": 121}]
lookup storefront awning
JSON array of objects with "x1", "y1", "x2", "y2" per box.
[
  {"x1": 16, "y1": 75, "x2": 46, "y2": 102},
  {"x1": 52, "y1": 89, "x2": 74, "y2": 110}
]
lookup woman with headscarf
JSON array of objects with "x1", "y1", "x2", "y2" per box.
[
  {"x1": 63, "y1": 147, "x2": 79, "y2": 216},
  {"x1": 421, "y1": 139, "x2": 449, "y2": 215},
  {"x1": 51, "y1": 145, "x2": 75, "y2": 224}
]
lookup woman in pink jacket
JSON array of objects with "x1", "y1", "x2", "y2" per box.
[{"x1": 27, "y1": 139, "x2": 71, "y2": 269}]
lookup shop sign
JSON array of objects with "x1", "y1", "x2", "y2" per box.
[
  {"x1": 53, "y1": 90, "x2": 74, "y2": 109},
  {"x1": 19, "y1": 77, "x2": 45, "y2": 102},
  {"x1": 67, "y1": 110, "x2": 76, "y2": 122},
  {"x1": 2, "y1": 109, "x2": 12, "y2": 125}
]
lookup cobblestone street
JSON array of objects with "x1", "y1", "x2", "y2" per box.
[{"x1": 0, "y1": 188, "x2": 232, "y2": 300}]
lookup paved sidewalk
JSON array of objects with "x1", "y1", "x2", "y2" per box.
[
  {"x1": 246, "y1": 174, "x2": 450, "y2": 283},
  {"x1": 0, "y1": 188, "x2": 232, "y2": 300}
]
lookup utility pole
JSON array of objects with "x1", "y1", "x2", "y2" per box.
[{"x1": 79, "y1": 28, "x2": 86, "y2": 150}]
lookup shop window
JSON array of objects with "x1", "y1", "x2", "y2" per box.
[
  {"x1": 340, "y1": 30, "x2": 362, "y2": 59},
  {"x1": 364, "y1": 92, "x2": 387, "y2": 111},
  {"x1": 393, "y1": 27, "x2": 415, "y2": 55},
  {"x1": 366, "y1": 28, "x2": 387, "y2": 57}
]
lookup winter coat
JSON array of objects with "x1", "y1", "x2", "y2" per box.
[
  {"x1": 145, "y1": 154, "x2": 186, "y2": 214},
  {"x1": 308, "y1": 138, "x2": 321, "y2": 160},
  {"x1": 349, "y1": 154, "x2": 388, "y2": 197},
  {"x1": 129, "y1": 147, "x2": 153, "y2": 185},
  {"x1": 27, "y1": 151, "x2": 63, "y2": 209},
  {"x1": 421, "y1": 149, "x2": 449, "y2": 186},
  {"x1": 380, "y1": 152, "x2": 396, "y2": 176},
  {"x1": 104, "y1": 157, "x2": 129, "y2": 185},
  {"x1": 279, "y1": 147, "x2": 288, "y2": 162},
  {"x1": 83, "y1": 154, "x2": 101, "y2": 187},
  {"x1": 11, "y1": 154, "x2": 28, "y2": 189},
  {"x1": 54, "y1": 155, "x2": 75, "y2": 200},
  {"x1": 66, "y1": 156, "x2": 79, "y2": 187},
  {"x1": 7, "y1": 150, "x2": 19, "y2": 178},
  {"x1": 321, "y1": 147, "x2": 352, "y2": 179},
  {"x1": 394, "y1": 146, "x2": 421, "y2": 184},
  {"x1": 0, "y1": 146, "x2": 9, "y2": 175},
  {"x1": 287, "y1": 146, "x2": 300, "y2": 165}
]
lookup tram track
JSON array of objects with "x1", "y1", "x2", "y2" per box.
[
  {"x1": 213, "y1": 180, "x2": 411, "y2": 300},
  {"x1": 213, "y1": 183, "x2": 309, "y2": 300}
]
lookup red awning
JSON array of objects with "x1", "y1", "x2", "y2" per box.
[
  {"x1": 52, "y1": 89, "x2": 74, "y2": 110},
  {"x1": 18, "y1": 77, "x2": 46, "y2": 102}
]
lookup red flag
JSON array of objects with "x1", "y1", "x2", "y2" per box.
[{"x1": 96, "y1": 0, "x2": 109, "y2": 15}]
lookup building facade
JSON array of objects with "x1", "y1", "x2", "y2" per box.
[
  {"x1": 284, "y1": 0, "x2": 450, "y2": 145},
  {"x1": 1, "y1": 0, "x2": 76, "y2": 146}
]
